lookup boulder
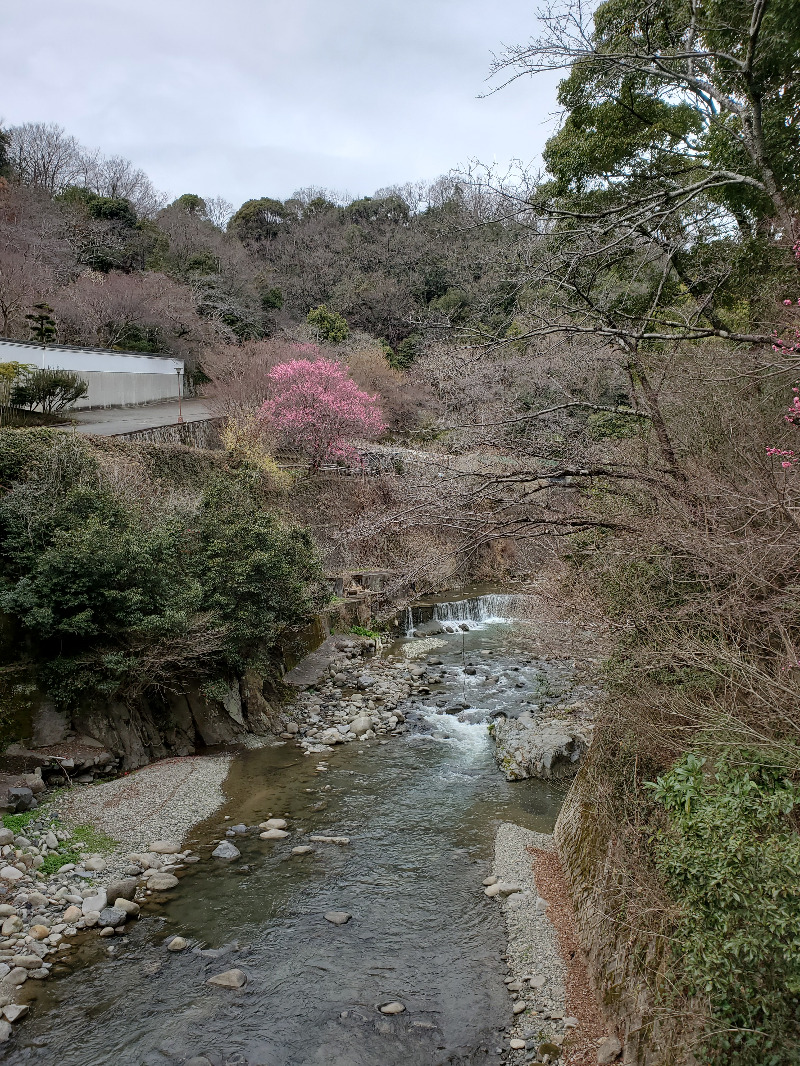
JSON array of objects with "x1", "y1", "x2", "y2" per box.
[
  {"x1": 147, "y1": 872, "x2": 179, "y2": 891},
  {"x1": 379, "y1": 1002, "x2": 405, "y2": 1015},
  {"x1": 211, "y1": 841, "x2": 240, "y2": 860},
  {"x1": 206, "y1": 968, "x2": 247, "y2": 989},
  {"x1": 0, "y1": 917, "x2": 22, "y2": 936},
  {"x1": 167, "y1": 936, "x2": 187, "y2": 952},
  {"x1": 0, "y1": 831, "x2": 12, "y2": 847},
  {"x1": 0, "y1": 1020, "x2": 11, "y2": 1042},
  {"x1": 82, "y1": 890, "x2": 107, "y2": 915},
  {"x1": 82, "y1": 856, "x2": 107, "y2": 872},
  {"x1": 6, "y1": 788, "x2": 34, "y2": 812},
  {"x1": 148, "y1": 840, "x2": 181, "y2": 855},
  {"x1": 105, "y1": 877, "x2": 137, "y2": 903},
  {"x1": 324, "y1": 911, "x2": 352, "y2": 925},
  {"x1": 350, "y1": 716, "x2": 373, "y2": 737},
  {"x1": 113, "y1": 898, "x2": 140, "y2": 918},
  {"x1": 98, "y1": 907, "x2": 127, "y2": 928},
  {"x1": 62, "y1": 905, "x2": 82, "y2": 923},
  {"x1": 260, "y1": 818, "x2": 287, "y2": 829},
  {"x1": 2, "y1": 1003, "x2": 27, "y2": 1023},
  {"x1": 259, "y1": 829, "x2": 289, "y2": 840},
  {"x1": 0, "y1": 868, "x2": 23, "y2": 883}
]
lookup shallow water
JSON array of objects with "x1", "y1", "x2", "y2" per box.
[{"x1": 12, "y1": 610, "x2": 565, "y2": 1066}]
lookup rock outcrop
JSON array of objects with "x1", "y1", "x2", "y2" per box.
[{"x1": 491, "y1": 710, "x2": 593, "y2": 781}]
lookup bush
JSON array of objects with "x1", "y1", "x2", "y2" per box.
[
  {"x1": 11, "y1": 369, "x2": 89, "y2": 414},
  {"x1": 648, "y1": 751, "x2": 800, "y2": 1064},
  {"x1": 306, "y1": 304, "x2": 349, "y2": 344}
]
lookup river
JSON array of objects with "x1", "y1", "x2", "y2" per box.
[{"x1": 12, "y1": 595, "x2": 565, "y2": 1066}]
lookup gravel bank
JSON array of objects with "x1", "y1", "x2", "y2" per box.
[
  {"x1": 491, "y1": 822, "x2": 570, "y2": 1063},
  {"x1": 54, "y1": 754, "x2": 232, "y2": 854}
]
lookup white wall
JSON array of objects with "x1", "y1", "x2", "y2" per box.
[{"x1": 0, "y1": 339, "x2": 183, "y2": 408}]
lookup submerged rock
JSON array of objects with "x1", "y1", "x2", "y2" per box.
[
  {"x1": 206, "y1": 968, "x2": 247, "y2": 989},
  {"x1": 211, "y1": 840, "x2": 241, "y2": 860},
  {"x1": 379, "y1": 1002, "x2": 405, "y2": 1015},
  {"x1": 324, "y1": 911, "x2": 352, "y2": 925}
]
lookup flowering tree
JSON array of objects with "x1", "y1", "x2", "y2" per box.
[{"x1": 258, "y1": 357, "x2": 385, "y2": 469}]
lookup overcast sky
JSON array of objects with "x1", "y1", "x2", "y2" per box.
[{"x1": 1, "y1": 0, "x2": 560, "y2": 208}]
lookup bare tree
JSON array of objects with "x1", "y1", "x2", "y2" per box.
[{"x1": 6, "y1": 122, "x2": 83, "y2": 194}]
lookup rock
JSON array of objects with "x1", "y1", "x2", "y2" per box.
[
  {"x1": 0, "y1": 917, "x2": 22, "y2": 935},
  {"x1": 539, "y1": 1043, "x2": 562, "y2": 1059},
  {"x1": 62, "y1": 905, "x2": 82, "y2": 923},
  {"x1": 99, "y1": 926, "x2": 115, "y2": 937},
  {"x1": 482, "y1": 875, "x2": 499, "y2": 886},
  {"x1": 1, "y1": 968, "x2": 27, "y2": 987},
  {"x1": 259, "y1": 829, "x2": 289, "y2": 840},
  {"x1": 597, "y1": 1036, "x2": 623, "y2": 1064},
  {"x1": 0, "y1": 831, "x2": 13, "y2": 847},
  {"x1": 528, "y1": 974, "x2": 546, "y2": 989},
  {"x1": 513, "y1": 1001, "x2": 527, "y2": 1014},
  {"x1": 7, "y1": 788, "x2": 35, "y2": 811},
  {"x1": 228, "y1": 824, "x2": 247, "y2": 834},
  {"x1": 185, "y1": 1059, "x2": 213, "y2": 1066},
  {"x1": 148, "y1": 840, "x2": 181, "y2": 855},
  {"x1": 147, "y1": 872, "x2": 179, "y2": 891},
  {"x1": 0, "y1": 905, "x2": 15, "y2": 916},
  {"x1": 291, "y1": 846, "x2": 314, "y2": 855},
  {"x1": 12, "y1": 956, "x2": 43, "y2": 969},
  {"x1": 206, "y1": 968, "x2": 247, "y2": 989},
  {"x1": 167, "y1": 936, "x2": 187, "y2": 952},
  {"x1": 285, "y1": 721, "x2": 299, "y2": 734},
  {"x1": 211, "y1": 841, "x2": 241, "y2": 860},
  {"x1": 379, "y1": 1002, "x2": 405, "y2": 1015},
  {"x1": 0, "y1": 1020, "x2": 11, "y2": 1042},
  {"x1": 0, "y1": 868, "x2": 24, "y2": 883},
  {"x1": 484, "y1": 881, "x2": 522, "y2": 898},
  {"x1": 113, "y1": 898, "x2": 140, "y2": 917},
  {"x1": 509, "y1": 1039, "x2": 526, "y2": 1050},
  {"x1": 98, "y1": 907, "x2": 127, "y2": 927},
  {"x1": 29, "y1": 925, "x2": 50, "y2": 940},
  {"x1": 105, "y1": 878, "x2": 137, "y2": 903},
  {"x1": 82, "y1": 890, "x2": 107, "y2": 914},
  {"x1": 82, "y1": 855, "x2": 107, "y2": 872},
  {"x1": 350, "y1": 715, "x2": 373, "y2": 736},
  {"x1": 2, "y1": 1003, "x2": 27, "y2": 1022},
  {"x1": 260, "y1": 818, "x2": 287, "y2": 829},
  {"x1": 324, "y1": 911, "x2": 352, "y2": 925},
  {"x1": 308, "y1": 835, "x2": 350, "y2": 845},
  {"x1": 83, "y1": 911, "x2": 101, "y2": 927}
]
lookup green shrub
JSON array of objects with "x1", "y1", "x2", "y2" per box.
[{"x1": 647, "y1": 751, "x2": 800, "y2": 1064}]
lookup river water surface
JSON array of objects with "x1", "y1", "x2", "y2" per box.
[{"x1": 13, "y1": 599, "x2": 564, "y2": 1066}]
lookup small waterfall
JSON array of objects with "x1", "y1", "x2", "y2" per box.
[
  {"x1": 434, "y1": 593, "x2": 521, "y2": 626},
  {"x1": 404, "y1": 605, "x2": 415, "y2": 638}
]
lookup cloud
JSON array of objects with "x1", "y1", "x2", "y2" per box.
[{"x1": 0, "y1": 0, "x2": 560, "y2": 206}]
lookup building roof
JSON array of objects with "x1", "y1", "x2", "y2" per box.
[{"x1": 0, "y1": 337, "x2": 182, "y2": 363}]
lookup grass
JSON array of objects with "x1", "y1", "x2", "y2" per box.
[
  {"x1": 350, "y1": 625, "x2": 382, "y2": 640},
  {"x1": 2, "y1": 814, "x2": 118, "y2": 877},
  {"x1": 2, "y1": 811, "x2": 36, "y2": 833}
]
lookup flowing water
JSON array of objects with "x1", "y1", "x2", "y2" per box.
[{"x1": 12, "y1": 594, "x2": 565, "y2": 1066}]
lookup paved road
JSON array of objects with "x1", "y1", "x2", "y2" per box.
[{"x1": 67, "y1": 398, "x2": 212, "y2": 436}]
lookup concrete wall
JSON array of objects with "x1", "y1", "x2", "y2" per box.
[
  {"x1": 0, "y1": 339, "x2": 183, "y2": 409},
  {"x1": 70, "y1": 371, "x2": 182, "y2": 408},
  {"x1": 112, "y1": 418, "x2": 224, "y2": 448}
]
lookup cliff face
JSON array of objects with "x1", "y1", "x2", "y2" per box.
[{"x1": 554, "y1": 783, "x2": 703, "y2": 1066}]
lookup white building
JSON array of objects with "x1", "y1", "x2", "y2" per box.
[{"x1": 0, "y1": 338, "x2": 184, "y2": 409}]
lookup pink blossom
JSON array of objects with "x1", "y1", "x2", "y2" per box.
[{"x1": 257, "y1": 358, "x2": 386, "y2": 469}]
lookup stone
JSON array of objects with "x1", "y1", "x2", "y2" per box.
[
  {"x1": 7, "y1": 788, "x2": 34, "y2": 811},
  {"x1": 0, "y1": 905, "x2": 15, "y2": 916},
  {"x1": 147, "y1": 872, "x2": 179, "y2": 891},
  {"x1": 82, "y1": 855, "x2": 107, "y2": 872},
  {"x1": 82, "y1": 890, "x2": 107, "y2": 914},
  {"x1": 211, "y1": 841, "x2": 241, "y2": 860},
  {"x1": 482, "y1": 875, "x2": 499, "y2": 886},
  {"x1": 0, "y1": 832, "x2": 12, "y2": 848},
  {"x1": 0, "y1": 1020, "x2": 11, "y2": 1042},
  {"x1": 260, "y1": 818, "x2": 287, "y2": 829},
  {"x1": 206, "y1": 968, "x2": 247, "y2": 989},
  {"x1": 291, "y1": 846, "x2": 314, "y2": 855},
  {"x1": 62, "y1": 905, "x2": 82, "y2": 923},
  {"x1": 509, "y1": 1039, "x2": 526, "y2": 1050},
  {"x1": 484, "y1": 881, "x2": 522, "y2": 898},
  {"x1": 324, "y1": 911, "x2": 352, "y2": 925},
  {"x1": 113, "y1": 898, "x2": 140, "y2": 917},
  {"x1": 285, "y1": 721, "x2": 299, "y2": 734},
  {"x1": 98, "y1": 907, "x2": 127, "y2": 928},
  {"x1": 2, "y1": 1003, "x2": 27, "y2": 1022},
  {"x1": 83, "y1": 911, "x2": 101, "y2": 927},
  {"x1": 308, "y1": 835, "x2": 350, "y2": 845},
  {"x1": 1, "y1": 968, "x2": 27, "y2": 987},
  {"x1": 0, "y1": 868, "x2": 23, "y2": 883},
  {"x1": 167, "y1": 936, "x2": 187, "y2": 952},
  {"x1": 99, "y1": 927, "x2": 115, "y2": 937},
  {"x1": 513, "y1": 1001, "x2": 527, "y2": 1014},
  {"x1": 350, "y1": 715, "x2": 373, "y2": 737},
  {"x1": 148, "y1": 840, "x2": 181, "y2": 855},
  {"x1": 259, "y1": 829, "x2": 289, "y2": 840},
  {"x1": 185, "y1": 1059, "x2": 213, "y2": 1066},
  {"x1": 379, "y1": 1002, "x2": 405, "y2": 1015},
  {"x1": 0, "y1": 917, "x2": 22, "y2": 936},
  {"x1": 105, "y1": 878, "x2": 137, "y2": 903},
  {"x1": 29, "y1": 925, "x2": 50, "y2": 940},
  {"x1": 564, "y1": 1017, "x2": 579, "y2": 1028},
  {"x1": 12, "y1": 956, "x2": 42, "y2": 969},
  {"x1": 597, "y1": 1036, "x2": 623, "y2": 1064}
]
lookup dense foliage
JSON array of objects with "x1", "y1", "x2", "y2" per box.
[{"x1": 0, "y1": 431, "x2": 325, "y2": 706}]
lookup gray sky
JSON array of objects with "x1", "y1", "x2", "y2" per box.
[{"x1": 1, "y1": 0, "x2": 560, "y2": 207}]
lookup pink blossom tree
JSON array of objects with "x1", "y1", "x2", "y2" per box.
[{"x1": 258, "y1": 357, "x2": 386, "y2": 469}]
